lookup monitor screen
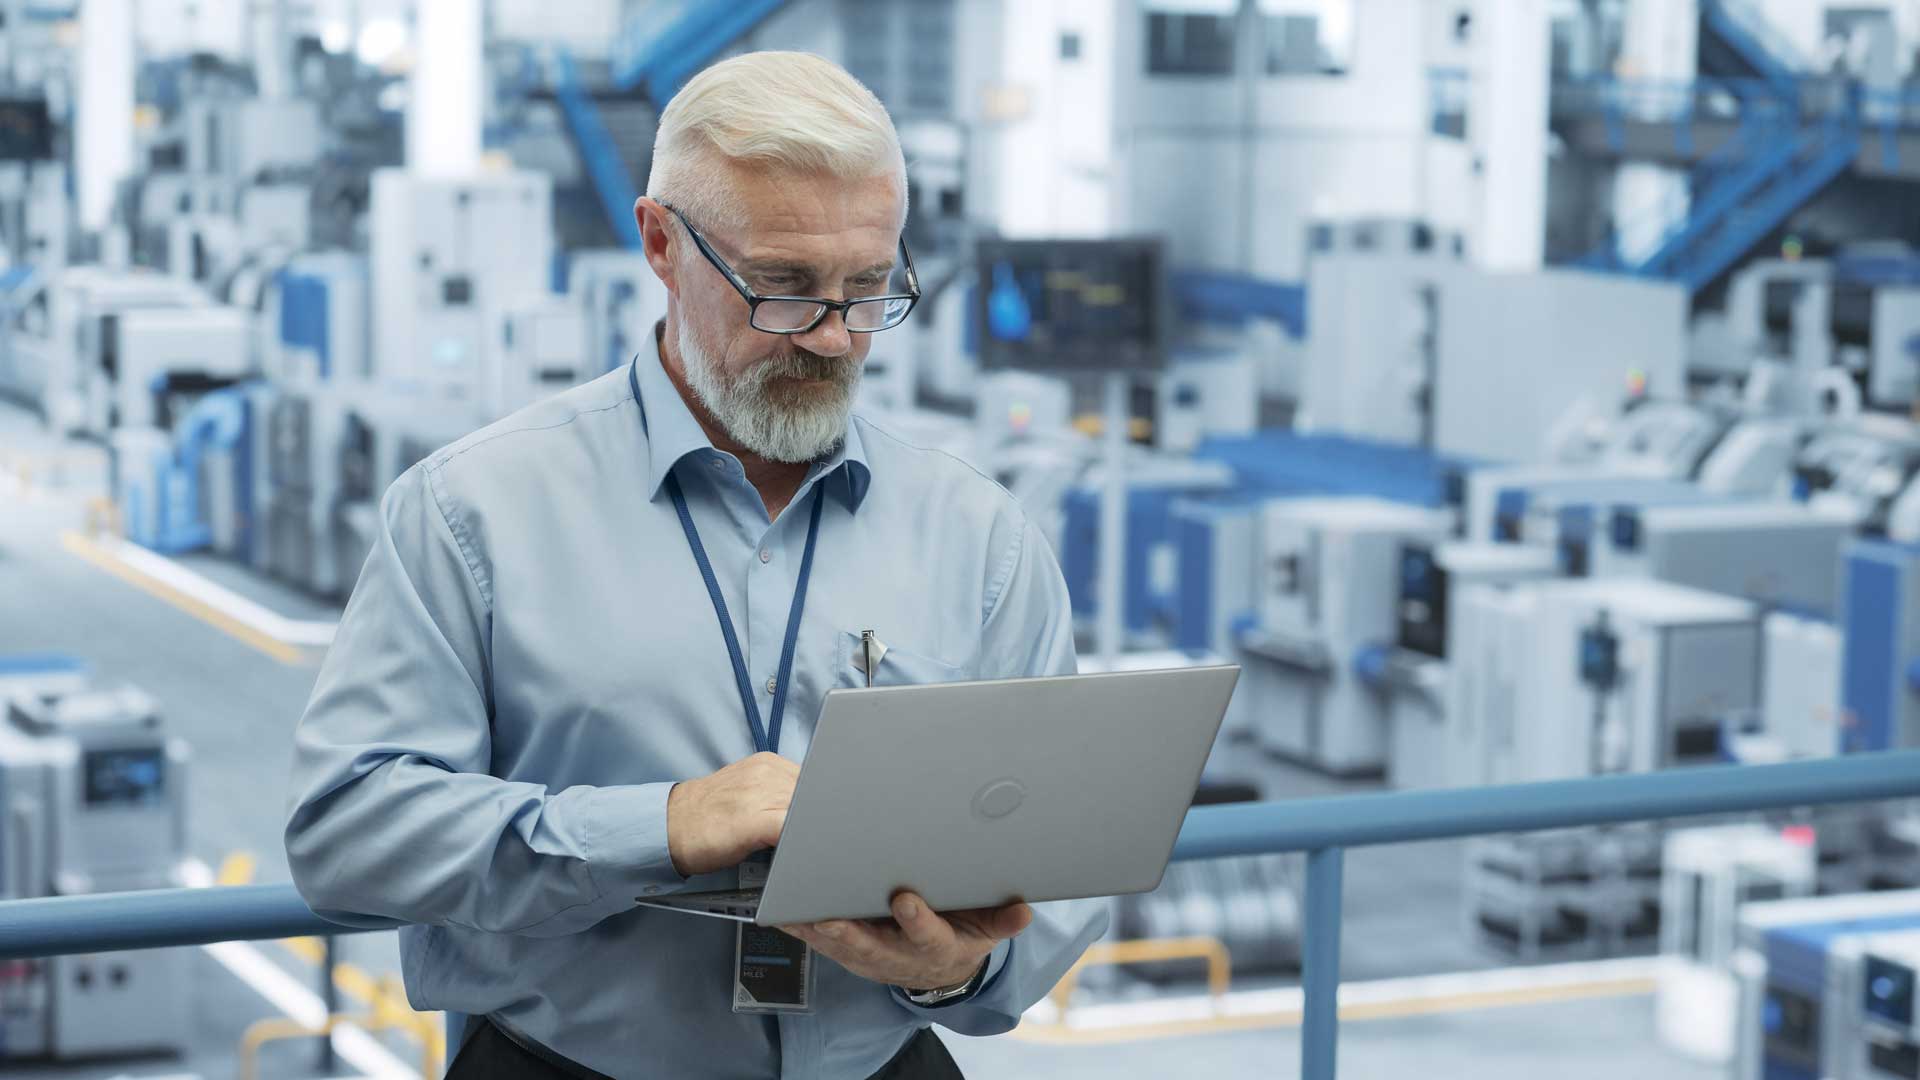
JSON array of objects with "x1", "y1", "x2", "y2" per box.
[
  {"x1": 0, "y1": 97, "x2": 52, "y2": 161},
  {"x1": 83, "y1": 747, "x2": 167, "y2": 807},
  {"x1": 974, "y1": 238, "x2": 1167, "y2": 374}
]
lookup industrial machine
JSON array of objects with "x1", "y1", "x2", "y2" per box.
[
  {"x1": 1240, "y1": 496, "x2": 1451, "y2": 775},
  {"x1": 567, "y1": 250, "x2": 667, "y2": 377},
  {"x1": 368, "y1": 167, "x2": 554, "y2": 404},
  {"x1": 1840, "y1": 540, "x2": 1920, "y2": 756},
  {"x1": 1596, "y1": 501, "x2": 1857, "y2": 617},
  {"x1": 1375, "y1": 541, "x2": 1558, "y2": 790},
  {"x1": 0, "y1": 676, "x2": 191, "y2": 1061},
  {"x1": 1857, "y1": 930, "x2": 1920, "y2": 1079},
  {"x1": 1464, "y1": 823, "x2": 1663, "y2": 961},
  {"x1": 1732, "y1": 891, "x2": 1920, "y2": 1080},
  {"x1": 1452, "y1": 578, "x2": 1759, "y2": 787},
  {"x1": 8, "y1": 267, "x2": 211, "y2": 435},
  {"x1": 1655, "y1": 824, "x2": 1818, "y2": 1064}
]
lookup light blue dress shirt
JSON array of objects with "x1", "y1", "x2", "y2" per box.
[{"x1": 284, "y1": 331, "x2": 1108, "y2": 1079}]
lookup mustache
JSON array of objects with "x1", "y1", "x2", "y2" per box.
[{"x1": 754, "y1": 350, "x2": 859, "y2": 382}]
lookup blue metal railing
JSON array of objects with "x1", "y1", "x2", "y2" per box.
[
  {"x1": 1702, "y1": 0, "x2": 1805, "y2": 100},
  {"x1": 5, "y1": 750, "x2": 1920, "y2": 1077}
]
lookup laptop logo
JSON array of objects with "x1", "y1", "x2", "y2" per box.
[{"x1": 972, "y1": 778, "x2": 1026, "y2": 820}]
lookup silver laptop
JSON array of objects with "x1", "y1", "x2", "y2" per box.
[{"x1": 636, "y1": 664, "x2": 1239, "y2": 927}]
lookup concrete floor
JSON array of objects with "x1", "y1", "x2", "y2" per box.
[{"x1": 0, "y1": 400, "x2": 1723, "y2": 1079}]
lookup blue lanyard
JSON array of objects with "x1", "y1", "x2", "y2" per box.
[
  {"x1": 664, "y1": 475, "x2": 824, "y2": 755},
  {"x1": 635, "y1": 361, "x2": 828, "y2": 755}
]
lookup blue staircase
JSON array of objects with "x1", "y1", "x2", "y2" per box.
[
  {"x1": 1569, "y1": 0, "x2": 1862, "y2": 295},
  {"x1": 1661, "y1": 123, "x2": 1859, "y2": 292},
  {"x1": 552, "y1": 49, "x2": 645, "y2": 249},
  {"x1": 547, "y1": 0, "x2": 795, "y2": 250},
  {"x1": 613, "y1": 0, "x2": 792, "y2": 101},
  {"x1": 1700, "y1": 0, "x2": 1804, "y2": 103}
]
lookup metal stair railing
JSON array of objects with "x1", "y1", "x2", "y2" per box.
[
  {"x1": 612, "y1": 0, "x2": 792, "y2": 103},
  {"x1": 4, "y1": 749, "x2": 1920, "y2": 1078},
  {"x1": 1702, "y1": 0, "x2": 1806, "y2": 101},
  {"x1": 550, "y1": 48, "x2": 644, "y2": 250},
  {"x1": 1672, "y1": 120, "x2": 1861, "y2": 291}
]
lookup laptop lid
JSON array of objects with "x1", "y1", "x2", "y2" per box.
[{"x1": 753, "y1": 665, "x2": 1239, "y2": 926}]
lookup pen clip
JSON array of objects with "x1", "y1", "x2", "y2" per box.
[{"x1": 861, "y1": 630, "x2": 875, "y2": 688}]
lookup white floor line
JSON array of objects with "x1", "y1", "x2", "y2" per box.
[
  {"x1": 181, "y1": 860, "x2": 420, "y2": 1080},
  {"x1": 97, "y1": 536, "x2": 338, "y2": 648},
  {"x1": 1027, "y1": 955, "x2": 1664, "y2": 1031}
]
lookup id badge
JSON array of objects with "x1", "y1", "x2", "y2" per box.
[{"x1": 733, "y1": 856, "x2": 813, "y2": 1014}]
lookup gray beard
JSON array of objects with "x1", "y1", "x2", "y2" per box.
[{"x1": 676, "y1": 320, "x2": 862, "y2": 464}]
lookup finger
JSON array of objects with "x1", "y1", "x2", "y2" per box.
[
  {"x1": 993, "y1": 902, "x2": 1034, "y2": 939},
  {"x1": 890, "y1": 891, "x2": 954, "y2": 952},
  {"x1": 820, "y1": 918, "x2": 889, "y2": 964},
  {"x1": 951, "y1": 902, "x2": 1033, "y2": 943}
]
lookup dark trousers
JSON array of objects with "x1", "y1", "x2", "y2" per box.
[{"x1": 446, "y1": 1017, "x2": 965, "y2": 1080}]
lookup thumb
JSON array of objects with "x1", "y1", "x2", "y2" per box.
[{"x1": 891, "y1": 892, "x2": 951, "y2": 951}]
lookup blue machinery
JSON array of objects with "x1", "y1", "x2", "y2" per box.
[{"x1": 3, "y1": 751, "x2": 1920, "y2": 1077}]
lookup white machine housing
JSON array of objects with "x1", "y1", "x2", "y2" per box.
[
  {"x1": 1597, "y1": 501, "x2": 1857, "y2": 617},
  {"x1": 1655, "y1": 824, "x2": 1818, "y2": 1065},
  {"x1": 1385, "y1": 541, "x2": 1558, "y2": 790},
  {"x1": 370, "y1": 168, "x2": 555, "y2": 409},
  {"x1": 1453, "y1": 578, "x2": 1759, "y2": 785},
  {"x1": 99, "y1": 305, "x2": 252, "y2": 432},
  {"x1": 1244, "y1": 497, "x2": 1451, "y2": 775},
  {"x1": 0, "y1": 686, "x2": 190, "y2": 1060}
]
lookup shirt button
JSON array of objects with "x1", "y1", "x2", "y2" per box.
[
  {"x1": 765, "y1": 676, "x2": 777, "y2": 695},
  {"x1": 710, "y1": 459, "x2": 723, "y2": 469},
  {"x1": 759, "y1": 548, "x2": 772, "y2": 563}
]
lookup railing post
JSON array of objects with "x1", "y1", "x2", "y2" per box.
[
  {"x1": 318, "y1": 935, "x2": 338, "y2": 1073},
  {"x1": 1302, "y1": 847, "x2": 1345, "y2": 1080}
]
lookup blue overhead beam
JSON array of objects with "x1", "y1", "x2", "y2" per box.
[
  {"x1": 1170, "y1": 271, "x2": 1307, "y2": 339},
  {"x1": 614, "y1": 0, "x2": 791, "y2": 103}
]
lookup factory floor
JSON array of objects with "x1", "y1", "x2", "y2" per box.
[{"x1": 0, "y1": 400, "x2": 1720, "y2": 1080}]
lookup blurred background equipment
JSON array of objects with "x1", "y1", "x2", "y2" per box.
[{"x1": 10, "y1": 0, "x2": 1920, "y2": 1075}]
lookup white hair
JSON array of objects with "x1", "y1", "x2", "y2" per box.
[{"x1": 645, "y1": 51, "x2": 908, "y2": 232}]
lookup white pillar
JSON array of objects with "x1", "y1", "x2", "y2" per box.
[
  {"x1": 408, "y1": 0, "x2": 483, "y2": 177},
  {"x1": 1473, "y1": 0, "x2": 1550, "y2": 271},
  {"x1": 251, "y1": 0, "x2": 292, "y2": 100},
  {"x1": 1613, "y1": 0, "x2": 1696, "y2": 263},
  {"x1": 76, "y1": 0, "x2": 136, "y2": 233}
]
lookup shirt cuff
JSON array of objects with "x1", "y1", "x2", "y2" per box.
[
  {"x1": 576, "y1": 782, "x2": 689, "y2": 902},
  {"x1": 893, "y1": 938, "x2": 1011, "y2": 1013}
]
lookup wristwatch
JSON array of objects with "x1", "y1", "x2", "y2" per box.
[{"x1": 904, "y1": 958, "x2": 988, "y2": 1007}]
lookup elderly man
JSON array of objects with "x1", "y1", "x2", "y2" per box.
[{"x1": 284, "y1": 51, "x2": 1105, "y2": 1080}]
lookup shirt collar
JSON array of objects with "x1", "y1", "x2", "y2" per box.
[{"x1": 632, "y1": 323, "x2": 871, "y2": 513}]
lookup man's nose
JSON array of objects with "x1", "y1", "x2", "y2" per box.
[{"x1": 793, "y1": 308, "x2": 853, "y2": 358}]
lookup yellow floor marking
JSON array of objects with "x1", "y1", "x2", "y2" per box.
[
  {"x1": 276, "y1": 934, "x2": 446, "y2": 1063},
  {"x1": 217, "y1": 852, "x2": 258, "y2": 887},
  {"x1": 1013, "y1": 976, "x2": 1659, "y2": 1046},
  {"x1": 59, "y1": 530, "x2": 309, "y2": 665}
]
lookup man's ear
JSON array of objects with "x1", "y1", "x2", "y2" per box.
[{"x1": 635, "y1": 198, "x2": 677, "y2": 297}]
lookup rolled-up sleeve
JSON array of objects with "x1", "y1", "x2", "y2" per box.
[
  {"x1": 892, "y1": 511, "x2": 1111, "y2": 1033},
  {"x1": 283, "y1": 463, "x2": 685, "y2": 937}
]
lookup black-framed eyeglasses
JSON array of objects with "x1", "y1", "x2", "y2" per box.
[{"x1": 659, "y1": 202, "x2": 920, "y2": 335}]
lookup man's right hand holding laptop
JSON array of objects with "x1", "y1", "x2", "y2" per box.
[{"x1": 664, "y1": 749, "x2": 1033, "y2": 996}]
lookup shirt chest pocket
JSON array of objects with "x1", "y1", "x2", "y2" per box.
[{"x1": 834, "y1": 629, "x2": 972, "y2": 689}]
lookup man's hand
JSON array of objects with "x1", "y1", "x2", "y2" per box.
[
  {"x1": 665, "y1": 752, "x2": 798, "y2": 877},
  {"x1": 783, "y1": 891, "x2": 1033, "y2": 994}
]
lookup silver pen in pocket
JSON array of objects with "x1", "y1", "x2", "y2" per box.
[{"x1": 862, "y1": 629, "x2": 875, "y2": 688}]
